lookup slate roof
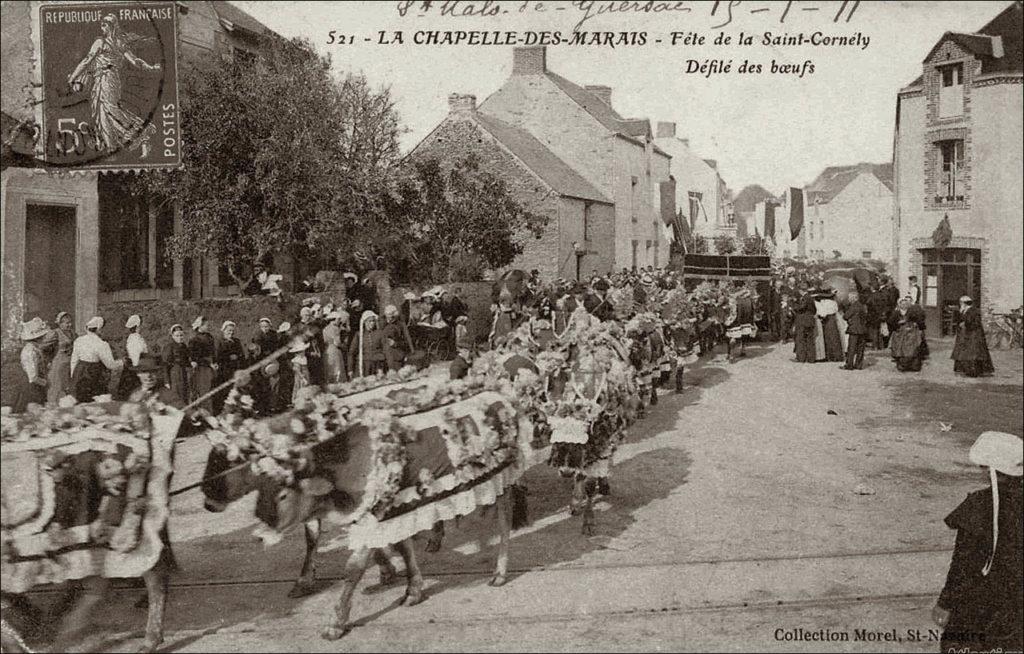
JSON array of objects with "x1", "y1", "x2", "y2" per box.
[
  {"x1": 978, "y1": 1, "x2": 1023, "y2": 74},
  {"x1": 805, "y1": 163, "x2": 893, "y2": 204},
  {"x1": 910, "y1": 1, "x2": 1022, "y2": 87},
  {"x1": 545, "y1": 72, "x2": 652, "y2": 138},
  {"x1": 732, "y1": 185, "x2": 773, "y2": 214},
  {"x1": 211, "y1": 1, "x2": 274, "y2": 37},
  {"x1": 474, "y1": 112, "x2": 612, "y2": 204}
]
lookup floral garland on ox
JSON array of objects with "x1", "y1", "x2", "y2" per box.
[
  {"x1": 1, "y1": 399, "x2": 177, "y2": 593},
  {"x1": 206, "y1": 372, "x2": 529, "y2": 533},
  {"x1": 477, "y1": 320, "x2": 640, "y2": 477}
]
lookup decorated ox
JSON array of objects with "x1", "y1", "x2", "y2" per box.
[
  {"x1": 199, "y1": 448, "x2": 400, "y2": 599},
  {"x1": 203, "y1": 382, "x2": 532, "y2": 640},
  {"x1": 1, "y1": 403, "x2": 180, "y2": 653}
]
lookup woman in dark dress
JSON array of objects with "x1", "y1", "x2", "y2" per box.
[
  {"x1": 188, "y1": 316, "x2": 216, "y2": 412},
  {"x1": 815, "y1": 290, "x2": 845, "y2": 362},
  {"x1": 793, "y1": 287, "x2": 818, "y2": 363},
  {"x1": 952, "y1": 296, "x2": 995, "y2": 378},
  {"x1": 890, "y1": 297, "x2": 925, "y2": 372},
  {"x1": 164, "y1": 324, "x2": 191, "y2": 406},
  {"x1": 934, "y1": 431, "x2": 1022, "y2": 653},
  {"x1": 214, "y1": 320, "x2": 246, "y2": 413}
]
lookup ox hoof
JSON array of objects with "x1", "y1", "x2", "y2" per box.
[
  {"x1": 488, "y1": 575, "x2": 507, "y2": 587},
  {"x1": 136, "y1": 638, "x2": 163, "y2": 653},
  {"x1": 581, "y1": 523, "x2": 596, "y2": 536},
  {"x1": 424, "y1": 539, "x2": 442, "y2": 553},
  {"x1": 321, "y1": 625, "x2": 350, "y2": 641},
  {"x1": 402, "y1": 589, "x2": 424, "y2": 606},
  {"x1": 379, "y1": 569, "x2": 398, "y2": 587},
  {"x1": 287, "y1": 581, "x2": 316, "y2": 599}
]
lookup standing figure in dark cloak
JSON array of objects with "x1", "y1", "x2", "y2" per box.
[
  {"x1": 889, "y1": 297, "x2": 924, "y2": 372},
  {"x1": 188, "y1": 316, "x2": 217, "y2": 412},
  {"x1": 163, "y1": 324, "x2": 191, "y2": 406},
  {"x1": 815, "y1": 291, "x2": 844, "y2": 362},
  {"x1": 793, "y1": 286, "x2": 818, "y2": 363},
  {"x1": 952, "y1": 295, "x2": 995, "y2": 378},
  {"x1": 933, "y1": 431, "x2": 1022, "y2": 654}
]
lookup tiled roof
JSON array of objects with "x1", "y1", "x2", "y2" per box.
[
  {"x1": 805, "y1": 163, "x2": 893, "y2": 204},
  {"x1": 211, "y1": 1, "x2": 274, "y2": 37},
  {"x1": 474, "y1": 112, "x2": 612, "y2": 204},
  {"x1": 545, "y1": 72, "x2": 652, "y2": 138}
]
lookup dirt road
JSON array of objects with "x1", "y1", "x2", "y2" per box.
[{"x1": 39, "y1": 340, "x2": 1024, "y2": 652}]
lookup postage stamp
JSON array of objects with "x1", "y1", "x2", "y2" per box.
[{"x1": 37, "y1": 1, "x2": 180, "y2": 170}]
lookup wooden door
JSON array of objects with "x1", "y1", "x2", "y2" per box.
[{"x1": 24, "y1": 204, "x2": 76, "y2": 324}]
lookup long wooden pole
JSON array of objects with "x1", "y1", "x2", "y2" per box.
[{"x1": 181, "y1": 341, "x2": 294, "y2": 413}]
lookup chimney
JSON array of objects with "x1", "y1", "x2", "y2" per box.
[
  {"x1": 447, "y1": 93, "x2": 477, "y2": 114},
  {"x1": 585, "y1": 85, "x2": 612, "y2": 107},
  {"x1": 512, "y1": 46, "x2": 547, "y2": 75},
  {"x1": 656, "y1": 121, "x2": 676, "y2": 138}
]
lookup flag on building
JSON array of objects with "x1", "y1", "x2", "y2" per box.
[
  {"x1": 787, "y1": 187, "x2": 804, "y2": 240},
  {"x1": 687, "y1": 191, "x2": 706, "y2": 229}
]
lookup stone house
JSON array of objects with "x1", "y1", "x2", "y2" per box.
[
  {"x1": 475, "y1": 46, "x2": 673, "y2": 273},
  {"x1": 803, "y1": 163, "x2": 894, "y2": 264},
  {"x1": 653, "y1": 122, "x2": 734, "y2": 240},
  {"x1": 1, "y1": 1, "x2": 282, "y2": 343},
  {"x1": 893, "y1": 1, "x2": 1022, "y2": 335},
  {"x1": 409, "y1": 94, "x2": 615, "y2": 281}
]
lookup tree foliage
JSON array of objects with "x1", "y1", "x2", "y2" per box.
[
  {"x1": 137, "y1": 37, "x2": 402, "y2": 288},
  {"x1": 373, "y1": 156, "x2": 549, "y2": 284}
]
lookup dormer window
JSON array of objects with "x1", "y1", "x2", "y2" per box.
[{"x1": 937, "y1": 62, "x2": 963, "y2": 118}]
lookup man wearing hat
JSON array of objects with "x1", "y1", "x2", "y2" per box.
[
  {"x1": 70, "y1": 316, "x2": 124, "y2": 403},
  {"x1": 129, "y1": 354, "x2": 184, "y2": 409},
  {"x1": 934, "y1": 431, "x2": 1022, "y2": 653},
  {"x1": 13, "y1": 317, "x2": 51, "y2": 412},
  {"x1": 952, "y1": 295, "x2": 995, "y2": 377}
]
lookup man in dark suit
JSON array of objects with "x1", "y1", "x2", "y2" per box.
[{"x1": 842, "y1": 291, "x2": 868, "y2": 370}]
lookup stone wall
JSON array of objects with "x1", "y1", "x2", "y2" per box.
[{"x1": 410, "y1": 112, "x2": 566, "y2": 279}]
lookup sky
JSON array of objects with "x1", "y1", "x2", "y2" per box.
[{"x1": 234, "y1": 0, "x2": 1010, "y2": 193}]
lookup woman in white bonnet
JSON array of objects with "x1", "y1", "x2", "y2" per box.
[{"x1": 934, "y1": 431, "x2": 1022, "y2": 652}]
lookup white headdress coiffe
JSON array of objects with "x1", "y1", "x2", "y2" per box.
[
  {"x1": 968, "y1": 431, "x2": 1023, "y2": 576},
  {"x1": 357, "y1": 311, "x2": 379, "y2": 377}
]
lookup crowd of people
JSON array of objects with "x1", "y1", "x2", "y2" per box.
[
  {"x1": 7, "y1": 264, "x2": 1001, "y2": 417},
  {"x1": 7, "y1": 274, "x2": 473, "y2": 417},
  {"x1": 770, "y1": 271, "x2": 995, "y2": 375}
]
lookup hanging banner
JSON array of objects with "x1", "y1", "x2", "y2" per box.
[{"x1": 37, "y1": 1, "x2": 180, "y2": 170}]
